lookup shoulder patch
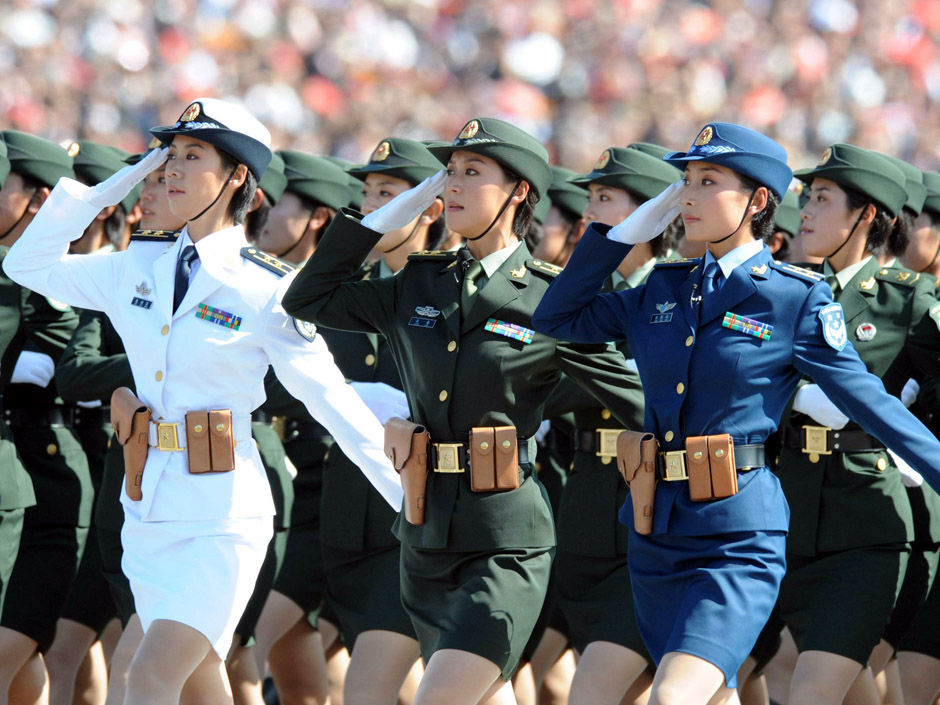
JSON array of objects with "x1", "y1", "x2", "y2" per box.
[
  {"x1": 653, "y1": 257, "x2": 699, "y2": 268},
  {"x1": 130, "y1": 229, "x2": 180, "y2": 243},
  {"x1": 875, "y1": 267, "x2": 920, "y2": 287},
  {"x1": 407, "y1": 249, "x2": 459, "y2": 262},
  {"x1": 527, "y1": 258, "x2": 563, "y2": 278},
  {"x1": 769, "y1": 261, "x2": 825, "y2": 282},
  {"x1": 240, "y1": 247, "x2": 296, "y2": 277}
]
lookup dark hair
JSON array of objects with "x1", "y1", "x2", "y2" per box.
[
  {"x1": 243, "y1": 193, "x2": 272, "y2": 242},
  {"x1": 494, "y1": 163, "x2": 537, "y2": 241},
  {"x1": 103, "y1": 203, "x2": 127, "y2": 245},
  {"x1": 772, "y1": 230, "x2": 792, "y2": 262},
  {"x1": 737, "y1": 174, "x2": 780, "y2": 241},
  {"x1": 886, "y1": 207, "x2": 914, "y2": 257},
  {"x1": 295, "y1": 195, "x2": 335, "y2": 245},
  {"x1": 218, "y1": 150, "x2": 259, "y2": 225},
  {"x1": 656, "y1": 215, "x2": 683, "y2": 259},
  {"x1": 843, "y1": 186, "x2": 893, "y2": 253}
]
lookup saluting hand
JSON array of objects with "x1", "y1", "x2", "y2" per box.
[
  {"x1": 85, "y1": 146, "x2": 169, "y2": 210},
  {"x1": 361, "y1": 170, "x2": 447, "y2": 234},
  {"x1": 606, "y1": 180, "x2": 683, "y2": 245}
]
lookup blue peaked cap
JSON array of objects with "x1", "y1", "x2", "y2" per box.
[{"x1": 664, "y1": 123, "x2": 793, "y2": 200}]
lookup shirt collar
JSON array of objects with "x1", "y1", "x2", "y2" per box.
[
  {"x1": 178, "y1": 224, "x2": 248, "y2": 276},
  {"x1": 477, "y1": 240, "x2": 523, "y2": 279},
  {"x1": 625, "y1": 256, "x2": 657, "y2": 288},
  {"x1": 703, "y1": 238, "x2": 765, "y2": 279},
  {"x1": 823, "y1": 256, "x2": 873, "y2": 289}
]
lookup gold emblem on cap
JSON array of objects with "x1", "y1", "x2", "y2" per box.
[
  {"x1": 67, "y1": 142, "x2": 81, "y2": 158},
  {"x1": 694, "y1": 126, "x2": 714, "y2": 147},
  {"x1": 818, "y1": 147, "x2": 833, "y2": 166},
  {"x1": 594, "y1": 149, "x2": 611, "y2": 170},
  {"x1": 458, "y1": 119, "x2": 480, "y2": 141},
  {"x1": 372, "y1": 141, "x2": 391, "y2": 163},
  {"x1": 792, "y1": 181, "x2": 804, "y2": 195},
  {"x1": 180, "y1": 102, "x2": 201, "y2": 122},
  {"x1": 148, "y1": 137, "x2": 162, "y2": 149}
]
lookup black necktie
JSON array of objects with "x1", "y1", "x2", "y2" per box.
[{"x1": 173, "y1": 245, "x2": 199, "y2": 313}]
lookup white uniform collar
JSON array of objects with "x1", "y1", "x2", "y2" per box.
[
  {"x1": 703, "y1": 238, "x2": 765, "y2": 279},
  {"x1": 178, "y1": 223, "x2": 249, "y2": 279},
  {"x1": 823, "y1": 255, "x2": 873, "y2": 290}
]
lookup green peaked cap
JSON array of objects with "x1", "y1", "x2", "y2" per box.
[
  {"x1": 874, "y1": 152, "x2": 926, "y2": 215},
  {"x1": 774, "y1": 189, "x2": 803, "y2": 237},
  {"x1": 278, "y1": 150, "x2": 359, "y2": 212},
  {"x1": 349, "y1": 137, "x2": 443, "y2": 185},
  {"x1": 69, "y1": 140, "x2": 140, "y2": 212},
  {"x1": 259, "y1": 152, "x2": 288, "y2": 204},
  {"x1": 0, "y1": 134, "x2": 10, "y2": 187},
  {"x1": 571, "y1": 145, "x2": 681, "y2": 202},
  {"x1": 2, "y1": 130, "x2": 75, "y2": 188}
]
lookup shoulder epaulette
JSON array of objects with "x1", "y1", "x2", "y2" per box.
[
  {"x1": 769, "y1": 261, "x2": 825, "y2": 282},
  {"x1": 875, "y1": 266, "x2": 921, "y2": 287},
  {"x1": 357, "y1": 260, "x2": 379, "y2": 281},
  {"x1": 407, "y1": 249, "x2": 459, "y2": 261},
  {"x1": 526, "y1": 258, "x2": 563, "y2": 278},
  {"x1": 130, "y1": 229, "x2": 180, "y2": 243},
  {"x1": 653, "y1": 257, "x2": 698, "y2": 268},
  {"x1": 240, "y1": 247, "x2": 296, "y2": 277}
]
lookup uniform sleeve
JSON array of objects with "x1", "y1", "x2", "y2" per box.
[
  {"x1": 261, "y1": 291, "x2": 403, "y2": 510},
  {"x1": 14, "y1": 286, "x2": 79, "y2": 364},
  {"x1": 259, "y1": 366, "x2": 313, "y2": 420},
  {"x1": 55, "y1": 310, "x2": 134, "y2": 403},
  {"x1": 532, "y1": 226, "x2": 641, "y2": 343},
  {"x1": 793, "y1": 282, "x2": 940, "y2": 494},
  {"x1": 3, "y1": 179, "x2": 124, "y2": 313},
  {"x1": 280, "y1": 209, "x2": 398, "y2": 335},
  {"x1": 903, "y1": 278, "x2": 940, "y2": 379}
]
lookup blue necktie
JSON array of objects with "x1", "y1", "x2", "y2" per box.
[
  {"x1": 701, "y1": 261, "x2": 723, "y2": 299},
  {"x1": 173, "y1": 245, "x2": 199, "y2": 313}
]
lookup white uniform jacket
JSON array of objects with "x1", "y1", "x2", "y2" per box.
[{"x1": 5, "y1": 179, "x2": 403, "y2": 522}]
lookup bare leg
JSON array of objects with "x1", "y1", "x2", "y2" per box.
[
  {"x1": 322, "y1": 621, "x2": 348, "y2": 705},
  {"x1": 898, "y1": 652, "x2": 940, "y2": 705},
  {"x1": 526, "y1": 629, "x2": 568, "y2": 695},
  {"x1": 45, "y1": 619, "x2": 96, "y2": 705},
  {"x1": 763, "y1": 628, "x2": 798, "y2": 705},
  {"x1": 72, "y1": 641, "x2": 108, "y2": 705},
  {"x1": 249, "y1": 591, "x2": 304, "y2": 675},
  {"x1": 267, "y1": 620, "x2": 329, "y2": 705},
  {"x1": 511, "y1": 662, "x2": 535, "y2": 705},
  {"x1": 648, "y1": 652, "x2": 727, "y2": 705},
  {"x1": 787, "y1": 651, "x2": 866, "y2": 705},
  {"x1": 0, "y1": 628, "x2": 40, "y2": 705},
  {"x1": 569, "y1": 641, "x2": 647, "y2": 705},
  {"x1": 737, "y1": 673, "x2": 769, "y2": 705},
  {"x1": 869, "y1": 640, "x2": 895, "y2": 676},
  {"x1": 398, "y1": 658, "x2": 424, "y2": 705},
  {"x1": 877, "y1": 659, "x2": 905, "y2": 705},
  {"x1": 179, "y1": 652, "x2": 234, "y2": 705},
  {"x1": 344, "y1": 630, "x2": 420, "y2": 705},
  {"x1": 99, "y1": 620, "x2": 122, "y2": 667},
  {"x1": 9, "y1": 652, "x2": 49, "y2": 705},
  {"x1": 841, "y1": 667, "x2": 880, "y2": 705},
  {"x1": 540, "y1": 648, "x2": 576, "y2": 705},
  {"x1": 104, "y1": 616, "x2": 142, "y2": 705},
  {"x1": 413, "y1": 649, "x2": 504, "y2": 705},
  {"x1": 226, "y1": 638, "x2": 264, "y2": 705},
  {"x1": 478, "y1": 680, "x2": 518, "y2": 705}
]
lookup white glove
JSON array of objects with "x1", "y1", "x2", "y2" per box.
[
  {"x1": 76, "y1": 400, "x2": 103, "y2": 408},
  {"x1": 350, "y1": 381, "x2": 410, "y2": 425},
  {"x1": 361, "y1": 170, "x2": 447, "y2": 234},
  {"x1": 85, "y1": 147, "x2": 168, "y2": 210},
  {"x1": 901, "y1": 378, "x2": 920, "y2": 408},
  {"x1": 607, "y1": 181, "x2": 683, "y2": 245},
  {"x1": 624, "y1": 358, "x2": 639, "y2": 374},
  {"x1": 887, "y1": 449, "x2": 923, "y2": 488},
  {"x1": 10, "y1": 350, "x2": 55, "y2": 387},
  {"x1": 792, "y1": 384, "x2": 849, "y2": 429},
  {"x1": 534, "y1": 419, "x2": 551, "y2": 444}
]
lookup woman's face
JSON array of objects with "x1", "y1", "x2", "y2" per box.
[
  {"x1": 0, "y1": 173, "x2": 37, "y2": 236},
  {"x1": 799, "y1": 177, "x2": 863, "y2": 258},
  {"x1": 164, "y1": 135, "x2": 231, "y2": 221},
  {"x1": 899, "y1": 212, "x2": 940, "y2": 272},
  {"x1": 257, "y1": 191, "x2": 313, "y2": 256},
  {"x1": 583, "y1": 184, "x2": 639, "y2": 227},
  {"x1": 362, "y1": 173, "x2": 422, "y2": 251},
  {"x1": 680, "y1": 162, "x2": 756, "y2": 242},
  {"x1": 444, "y1": 150, "x2": 519, "y2": 237},
  {"x1": 532, "y1": 206, "x2": 575, "y2": 264},
  {"x1": 139, "y1": 164, "x2": 185, "y2": 231}
]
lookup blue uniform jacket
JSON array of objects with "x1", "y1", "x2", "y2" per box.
[{"x1": 532, "y1": 225, "x2": 940, "y2": 537}]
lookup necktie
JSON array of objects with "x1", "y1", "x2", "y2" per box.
[
  {"x1": 701, "y1": 261, "x2": 723, "y2": 299},
  {"x1": 826, "y1": 274, "x2": 840, "y2": 295},
  {"x1": 460, "y1": 259, "x2": 484, "y2": 313},
  {"x1": 173, "y1": 245, "x2": 199, "y2": 313}
]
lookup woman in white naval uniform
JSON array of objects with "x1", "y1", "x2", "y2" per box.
[{"x1": 4, "y1": 98, "x2": 402, "y2": 705}]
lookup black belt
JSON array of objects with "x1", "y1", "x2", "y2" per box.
[
  {"x1": 429, "y1": 439, "x2": 531, "y2": 474},
  {"x1": 657, "y1": 443, "x2": 765, "y2": 481},
  {"x1": 283, "y1": 418, "x2": 330, "y2": 441},
  {"x1": 573, "y1": 427, "x2": 625, "y2": 460},
  {"x1": 782, "y1": 426, "x2": 883, "y2": 455},
  {"x1": 4, "y1": 407, "x2": 67, "y2": 428},
  {"x1": 251, "y1": 410, "x2": 274, "y2": 424},
  {"x1": 66, "y1": 405, "x2": 109, "y2": 427}
]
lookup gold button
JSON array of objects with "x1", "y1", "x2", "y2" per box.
[
  {"x1": 685, "y1": 336, "x2": 694, "y2": 347},
  {"x1": 664, "y1": 431, "x2": 674, "y2": 442},
  {"x1": 365, "y1": 354, "x2": 376, "y2": 366},
  {"x1": 480, "y1": 441, "x2": 489, "y2": 450},
  {"x1": 714, "y1": 448, "x2": 725, "y2": 458},
  {"x1": 876, "y1": 457, "x2": 887, "y2": 471},
  {"x1": 502, "y1": 440, "x2": 511, "y2": 449},
  {"x1": 439, "y1": 390, "x2": 448, "y2": 402},
  {"x1": 676, "y1": 383, "x2": 685, "y2": 395},
  {"x1": 447, "y1": 341, "x2": 457, "y2": 352},
  {"x1": 155, "y1": 371, "x2": 163, "y2": 381},
  {"x1": 601, "y1": 409, "x2": 612, "y2": 420},
  {"x1": 693, "y1": 451, "x2": 703, "y2": 460},
  {"x1": 161, "y1": 325, "x2": 169, "y2": 335},
  {"x1": 809, "y1": 452, "x2": 820, "y2": 463},
  {"x1": 216, "y1": 423, "x2": 225, "y2": 432},
  {"x1": 194, "y1": 425, "x2": 203, "y2": 433},
  {"x1": 46, "y1": 443, "x2": 57, "y2": 455},
  {"x1": 602, "y1": 456, "x2": 612, "y2": 465}
]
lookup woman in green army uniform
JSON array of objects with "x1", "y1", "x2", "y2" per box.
[
  {"x1": 773, "y1": 144, "x2": 940, "y2": 705},
  {"x1": 282, "y1": 117, "x2": 642, "y2": 705}
]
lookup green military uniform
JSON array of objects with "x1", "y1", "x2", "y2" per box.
[
  {"x1": 0, "y1": 132, "x2": 89, "y2": 653},
  {"x1": 283, "y1": 117, "x2": 645, "y2": 678},
  {"x1": 774, "y1": 145, "x2": 940, "y2": 665}
]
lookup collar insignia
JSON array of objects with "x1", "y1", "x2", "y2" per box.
[
  {"x1": 510, "y1": 265, "x2": 527, "y2": 279},
  {"x1": 750, "y1": 264, "x2": 768, "y2": 275},
  {"x1": 859, "y1": 276, "x2": 875, "y2": 290}
]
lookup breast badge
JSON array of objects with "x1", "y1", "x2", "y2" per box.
[
  {"x1": 855, "y1": 322, "x2": 877, "y2": 342},
  {"x1": 650, "y1": 301, "x2": 676, "y2": 324}
]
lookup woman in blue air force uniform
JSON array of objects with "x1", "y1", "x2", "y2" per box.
[{"x1": 531, "y1": 122, "x2": 940, "y2": 705}]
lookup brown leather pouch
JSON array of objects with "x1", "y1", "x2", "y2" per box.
[
  {"x1": 110, "y1": 387, "x2": 150, "y2": 501},
  {"x1": 469, "y1": 427, "x2": 496, "y2": 491},
  {"x1": 616, "y1": 431, "x2": 658, "y2": 534},
  {"x1": 208, "y1": 410, "x2": 236, "y2": 472},
  {"x1": 384, "y1": 417, "x2": 429, "y2": 525},
  {"x1": 493, "y1": 426, "x2": 519, "y2": 490},
  {"x1": 707, "y1": 433, "x2": 737, "y2": 499},
  {"x1": 685, "y1": 435, "x2": 712, "y2": 501},
  {"x1": 185, "y1": 411, "x2": 212, "y2": 474}
]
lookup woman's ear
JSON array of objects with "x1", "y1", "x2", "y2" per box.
[
  {"x1": 861, "y1": 203, "x2": 878, "y2": 226},
  {"x1": 307, "y1": 206, "x2": 335, "y2": 234},
  {"x1": 751, "y1": 186, "x2": 769, "y2": 216},
  {"x1": 95, "y1": 204, "x2": 118, "y2": 221},
  {"x1": 421, "y1": 197, "x2": 444, "y2": 225},
  {"x1": 511, "y1": 180, "x2": 530, "y2": 205},
  {"x1": 247, "y1": 187, "x2": 265, "y2": 214},
  {"x1": 230, "y1": 164, "x2": 249, "y2": 190},
  {"x1": 28, "y1": 187, "x2": 52, "y2": 214}
]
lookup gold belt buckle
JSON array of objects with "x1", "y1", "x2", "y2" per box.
[
  {"x1": 596, "y1": 428, "x2": 623, "y2": 464},
  {"x1": 802, "y1": 425, "x2": 831, "y2": 456},
  {"x1": 662, "y1": 450, "x2": 688, "y2": 481},
  {"x1": 156, "y1": 422, "x2": 184, "y2": 452},
  {"x1": 433, "y1": 443, "x2": 464, "y2": 473}
]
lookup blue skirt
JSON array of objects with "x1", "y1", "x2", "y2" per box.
[{"x1": 628, "y1": 528, "x2": 786, "y2": 688}]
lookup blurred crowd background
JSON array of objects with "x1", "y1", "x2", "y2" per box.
[{"x1": 1, "y1": 0, "x2": 940, "y2": 175}]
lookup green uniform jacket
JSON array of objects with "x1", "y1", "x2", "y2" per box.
[
  {"x1": 282, "y1": 210, "x2": 643, "y2": 551},
  {"x1": 778, "y1": 260, "x2": 940, "y2": 555}
]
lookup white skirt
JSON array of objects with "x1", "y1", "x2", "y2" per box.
[{"x1": 121, "y1": 504, "x2": 272, "y2": 657}]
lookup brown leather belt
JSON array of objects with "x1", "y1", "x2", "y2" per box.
[
  {"x1": 782, "y1": 425, "x2": 883, "y2": 457},
  {"x1": 657, "y1": 443, "x2": 765, "y2": 481},
  {"x1": 430, "y1": 439, "x2": 531, "y2": 474}
]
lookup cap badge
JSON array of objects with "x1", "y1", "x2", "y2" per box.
[
  {"x1": 180, "y1": 102, "x2": 201, "y2": 123},
  {"x1": 594, "y1": 149, "x2": 611, "y2": 170},
  {"x1": 148, "y1": 137, "x2": 162, "y2": 149},
  {"x1": 694, "y1": 126, "x2": 714, "y2": 147},
  {"x1": 818, "y1": 147, "x2": 833, "y2": 166},
  {"x1": 372, "y1": 141, "x2": 391, "y2": 162},
  {"x1": 458, "y1": 120, "x2": 480, "y2": 141},
  {"x1": 67, "y1": 142, "x2": 81, "y2": 158}
]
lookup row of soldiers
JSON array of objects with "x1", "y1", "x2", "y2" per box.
[{"x1": 0, "y1": 124, "x2": 938, "y2": 705}]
